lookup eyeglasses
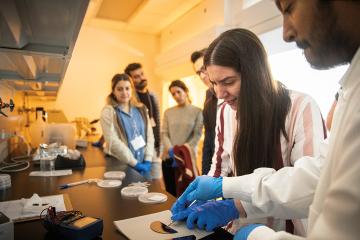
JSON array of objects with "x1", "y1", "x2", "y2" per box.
[{"x1": 196, "y1": 65, "x2": 206, "y2": 76}]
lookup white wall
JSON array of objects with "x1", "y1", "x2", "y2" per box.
[
  {"x1": 269, "y1": 49, "x2": 347, "y2": 116},
  {"x1": 155, "y1": 0, "x2": 225, "y2": 116},
  {"x1": 160, "y1": 0, "x2": 224, "y2": 53},
  {"x1": 155, "y1": 0, "x2": 282, "y2": 82},
  {"x1": 226, "y1": 0, "x2": 282, "y2": 34},
  {"x1": 56, "y1": 25, "x2": 159, "y2": 122},
  {"x1": 257, "y1": 27, "x2": 348, "y2": 117},
  {"x1": 156, "y1": 0, "x2": 225, "y2": 81}
]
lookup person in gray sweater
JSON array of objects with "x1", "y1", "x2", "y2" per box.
[{"x1": 161, "y1": 80, "x2": 203, "y2": 196}]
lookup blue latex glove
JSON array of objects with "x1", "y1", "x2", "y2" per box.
[
  {"x1": 171, "y1": 201, "x2": 206, "y2": 221},
  {"x1": 143, "y1": 161, "x2": 152, "y2": 179},
  {"x1": 134, "y1": 161, "x2": 151, "y2": 173},
  {"x1": 134, "y1": 162, "x2": 145, "y2": 172},
  {"x1": 234, "y1": 224, "x2": 264, "y2": 240},
  {"x1": 182, "y1": 200, "x2": 239, "y2": 232},
  {"x1": 168, "y1": 147, "x2": 174, "y2": 159},
  {"x1": 143, "y1": 161, "x2": 152, "y2": 171},
  {"x1": 171, "y1": 176, "x2": 223, "y2": 215},
  {"x1": 168, "y1": 147, "x2": 178, "y2": 168}
]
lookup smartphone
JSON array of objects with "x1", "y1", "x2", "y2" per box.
[
  {"x1": 199, "y1": 228, "x2": 233, "y2": 240},
  {"x1": 166, "y1": 235, "x2": 196, "y2": 240}
]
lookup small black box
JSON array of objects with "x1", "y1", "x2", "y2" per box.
[{"x1": 44, "y1": 215, "x2": 103, "y2": 240}]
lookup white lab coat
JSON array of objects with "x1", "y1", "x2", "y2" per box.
[{"x1": 237, "y1": 48, "x2": 360, "y2": 239}]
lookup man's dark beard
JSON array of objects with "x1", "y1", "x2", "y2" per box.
[
  {"x1": 296, "y1": 41, "x2": 310, "y2": 50},
  {"x1": 311, "y1": 33, "x2": 355, "y2": 70},
  {"x1": 135, "y1": 80, "x2": 147, "y2": 91},
  {"x1": 308, "y1": 1, "x2": 356, "y2": 69}
]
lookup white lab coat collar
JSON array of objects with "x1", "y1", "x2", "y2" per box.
[{"x1": 339, "y1": 47, "x2": 360, "y2": 88}]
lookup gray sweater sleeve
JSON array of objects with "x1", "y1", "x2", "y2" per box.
[
  {"x1": 187, "y1": 109, "x2": 204, "y2": 149},
  {"x1": 144, "y1": 113, "x2": 155, "y2": 162},
  {"x1": 161, "y1": 110, "x2": 173, "y2": 153}
]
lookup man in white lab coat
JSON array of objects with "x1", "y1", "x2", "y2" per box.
[
  {"x1": 171, "y1": 1, "x2": 360, "y2": 239},
  {"x1": 236, "y1": 0, "x2": 360, "y2": 239}
]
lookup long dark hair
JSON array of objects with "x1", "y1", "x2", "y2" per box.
[
  {"x1": 168, "y1": 79, "x2": 192, "y2": 104},
  {"x1": 204, "y1": 28, "x2": 291, "y2": 176}
]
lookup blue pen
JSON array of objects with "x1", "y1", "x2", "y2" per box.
[
  {"x1": 168, "y1": 200, "x2": 197, "y2": 226},
  {"x1": 59, "y1": 179, "x2": 89, "y2": 189}
]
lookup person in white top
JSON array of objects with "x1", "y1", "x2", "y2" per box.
[
  {"x1": 208, "y1": 92, "x2": 325, "y2": 235},
  {"x1": 172, "y1": 1, "x2": 360, "y2": 239},
  {"x1": 171, "y1": 28, "x2": 326, "y2": 235}
]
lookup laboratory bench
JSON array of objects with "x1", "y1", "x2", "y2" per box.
[{"x1": 0, "y1": 145, "x2": 175, "y2": 239}]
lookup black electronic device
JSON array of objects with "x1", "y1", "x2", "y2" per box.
[
  {"x1": 166, "y1": 228, "x2": 233, "y2": 240},
  {"x1": 199, "y1": 228, "x2": 233, "y2": 240},
  {"x1": 167, "y1": 235, "x2": 196, "y2": 240},
  {"x1": 42, "y1": 207, "x2": 103, "y2": 240},
  {"x1": 55, "y1": 154, "x2": 86, "y2": 170}
]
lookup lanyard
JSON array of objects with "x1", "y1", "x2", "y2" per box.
[
  {"x1": 116, "y1": 106, "x2": 141, "y2": 138},
  {"x1": 130, "y1": 115, "x2": 141, "y2": 138}
]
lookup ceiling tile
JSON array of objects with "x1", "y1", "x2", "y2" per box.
[
  {"x1": 92, "y1": 0, "x2": 203, "y2": 34},
  {"x1": 140, "y1": 0, "x2": 184, "y2": 14},
  {"x1": 97, "y1": 0, "x2": 145, "y2": 22},
  {"x1": 129, "y1": 13, "x2": 163, "y2": 26}
]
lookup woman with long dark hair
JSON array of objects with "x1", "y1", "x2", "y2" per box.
[
  {"x1": 171, "y1": 29, "x2": 326, "y2": 234},
  {"x1": 100, "y1": 73, "x2": 154, "y2": 177}
]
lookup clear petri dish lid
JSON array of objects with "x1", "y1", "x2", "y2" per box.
[
  {"x1": 104, "y1": 171, "x2": 126, "y2": 180},
  {"x1": 97, "y1": 179, "x2": 122, "y2": 188},
  {"x1": 138, "y1": 192, "x2": 168, "y2": 204},
  {"x1": 121, "y1": 186, "x2": 148, "y2": 198}
]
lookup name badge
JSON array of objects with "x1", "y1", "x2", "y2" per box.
[
  {"x1": 130, "y1": 135, "x2": 146, "y2": 150},
  {"x1": 150, "y1": 117, "x2": 156, "y2": 127}
]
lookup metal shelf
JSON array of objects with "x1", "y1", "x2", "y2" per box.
[{"x1": 0, "y1": 0, "x2": 90, "y2": 98}]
